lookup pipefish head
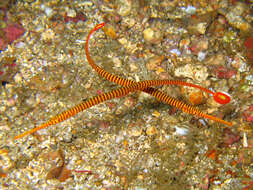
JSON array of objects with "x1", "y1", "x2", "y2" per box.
[
  {"x1": 93, "y1": 23, "x2": 105, "y2": 32},
  {"x1": 213, "y1": 92, "x2": 231, "y2": 105}
]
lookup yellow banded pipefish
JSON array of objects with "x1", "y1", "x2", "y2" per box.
[
  {"x1": 85, "y1": 24, "x2": 232, "y2": 118},
  {"x1": 14, "y1": 79, "x2": 232, "y2": 140}
]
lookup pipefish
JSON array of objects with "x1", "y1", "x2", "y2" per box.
[{"x1": 14, "y1": 23, "x2": 232, "y2": 140}]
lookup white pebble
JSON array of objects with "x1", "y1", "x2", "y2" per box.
[{"x1": 174, "y1": 126, "x2": 188, "y2": 136}]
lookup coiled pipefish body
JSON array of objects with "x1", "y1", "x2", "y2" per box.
[
  {"x1": 85, "y1": 23, "x2": 232, "y2": 122},
  {"x1": 14, "y1": 23, "x2": 232, "y2": 140}
]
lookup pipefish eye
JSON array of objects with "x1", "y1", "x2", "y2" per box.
[{"x1": 213, "y1": 92, "x2": 231, "y2": 105}]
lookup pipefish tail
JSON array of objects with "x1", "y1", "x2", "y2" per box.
[
  {"x1": 85, "y1": 23, "x2": 232, "y2": 124},
  {"x1": 14, "y1": 84, "x2": 141, "y2": 140}
]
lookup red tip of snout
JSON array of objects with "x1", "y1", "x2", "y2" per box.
[
  {"x1": 213, "y1": 92, "x2": 231, "y2": 105},
  {"x1": 94, "y1": 23, "x2": 105, "y2": 31}
]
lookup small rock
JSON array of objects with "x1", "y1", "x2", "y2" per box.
[
  {"x1": 128, "y1": 125, "x2": 142, "y2": 137},
  {"x1": 220, "y1": 128, "x2": 240, "y2": 147},
  {"x1": 41, "y1": 29, "x2": 55, "y2": 42},
  {"x1": 222, "y1": 2, "x2": 252, "y2": 33},
  {"x1": 121, "y1": 17, "x2": 136, "y2": 28},
  {"x1": 206, "y1": 53, "x2": 226, "y2": 65},
  {"x1": 146, "y1": 55, "x2": 164, "y2": 71},
  {"x1": 208, "y1": 15, "x2": 227, "y2": 38},
  {"x1": 231, "y1": 54, "x2": 248, "y2": 72},
  {"x1": 103, "y1": 24, "x2": 117, "y2": 39},
  {"x1": 116, "y1": 0, "x2": 132, "y2": 16},
  {"x1": 64, "y1": 12, "x2": 86, "y2": 23},
  {"x1": 232, "y1": 2, "x2": 247, "y2": 16},
  {"x1": 146, "y1": 125, "x2": 158, "y2": 136},
  {"x1": 129, "y1": 62, "x2": 139, "y2": 72},
  {"x1": 152, "y1": 110, "x2": 160, "y2": 117},
  {"x1": 189, "y1": 91, "x2": 204, "y2": 106},
  {"x1": 174, "y1": 126, "x2": 188, "y2": 136},
  {"x1": 117, "y1": 37, "x2": 137, "y2": 53},
  {"x1": 243, "y1": 105, "x2": 253, "y2": 123},
  {"x1": 212, "y1": 66, "x2": 236, "y2": 79},
  {"x1": 112, "y1": 57, "x2": 122, "y2": 68},
  {"x1": 0, "y1": 57, "x2": 18, "y2": 83},
  {"x1": 223, "y1": 30, "x2": 237, "y2": 43},
  {"x1": 174, "y1": 64, "x2": 208, "y2": 82},
  {"x1": 143, "y1": 28, "x2": 163, "y2": 44},
  {"x1": 189, "y1": 38, "x2": 209, "y2": 55},
  {"x1": 123, "y1": 97, "x2": 136, "y2": 108},
  {"x1": 187, "y1": 14, "x2": 213, "y2": 35},
  {"x1": 0, "y1": 149, "x2": 15, "y2": 174}
]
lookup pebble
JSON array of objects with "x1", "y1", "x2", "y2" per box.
[
  {"x1": 0, "y1": 57, "x2": 19, "y2": 83},
  {"x1": 231, "y1": 54, "x2": 248, "y2": 72},
  {"x1": 28, "y1": 65, "x2": 73, "y2": 92},
  {"x1": 128, "y1": 126, "x2": 142, "y2": 137},
  {"x1": 174, "y1": 126, "x2": 188, "y2": 136},
  {"x1": 0, "y1": 149, "x2": 15, "y2": 174},
  {"x1": 221, "y1": 2, "x2": 252, "y2": 33},
  {"x1": 41, "y1": 29, "x2": 55, "y2": 42},
  {"x1": 189, "y1": 38, "x2": 209, "y2": 55},
  {"x1": 179, "y1": 38, "x2": 190, "y2": 49},
  {"x1": 152, "y1": 110, "x2": 160, "y2": 117},
  {"x1": 243, "y1": 132, "x2": 248, "y2": 148},
  {"x1": 146, "y1": 55, "x2": 164, "y2": 71},
  {"x1": 223, "y1": 30, "x2": 237, "y2": 43},
  {"x1": 187, "y1": 14, "x2": 212, "y2": 35},
  {"x1": 103, "y1": 24, "x2": 117, "y2": 39},
  {"x1": 197, "y1": 51, "x2": 206, "y2": 61},
  {"x1": 231, "y1": 2, "x2": 247, "y2": 16},
  {"x1": 13, "y1": 73, "x2": 23, "y2": 83},
  {"x1": 121, "y1": 17, "x2": 136, "y2": 28},
  {"x1": 146, "y1": 125, "x2": 158, "y2": 136},
  {"x1": 40, "y1": 4, "x2": 54, "y2": 17},
  {"x1": 123, "y1": 97, "x2": 136, "y2": 108},
  {"x1": 169, "y1": 49, "x2": 181, "y2": 56},
  {"x1": 143, "y1": 28, "x2": 163, "y2": 44},
  {"x1": 189, "y1": 91, "x2": 204, "y2": 106},
  {"x1": 208, "y1": 15, "x2": 227, "y2": 38},
  {"x1": 213, "y1": 66, "x2": 236, "y2": 79},
  {"x1": 116, "y1": 0, "x2": 132, "y2": 16},
  {"x1": 117, "y1": 37, "x2": 138, "y2": 53},
  {"x1": 112, "y1": 57, "x2": 122, "y2": 68},
  {"x1": 129, "y1": 62, "x2": 139, "y2": 72},
  {"x1": 174, "y1": 64, "x2": 208, "y2": 82},
  {"x1": 245, "y1": 75, "x2": 253, "y2": 85},
  {"x1": 66, "y1": 8, "x2": 76, "y2": 17},
  {"x1": 182, "y1": 5, "x2": 196, "y2": 15},
  {"x1": 206, "y1": 53, "x2": 226, "y2": 65},
  {"x1": 115, "y1": 104, "x2": 128, "y2": 115}
]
